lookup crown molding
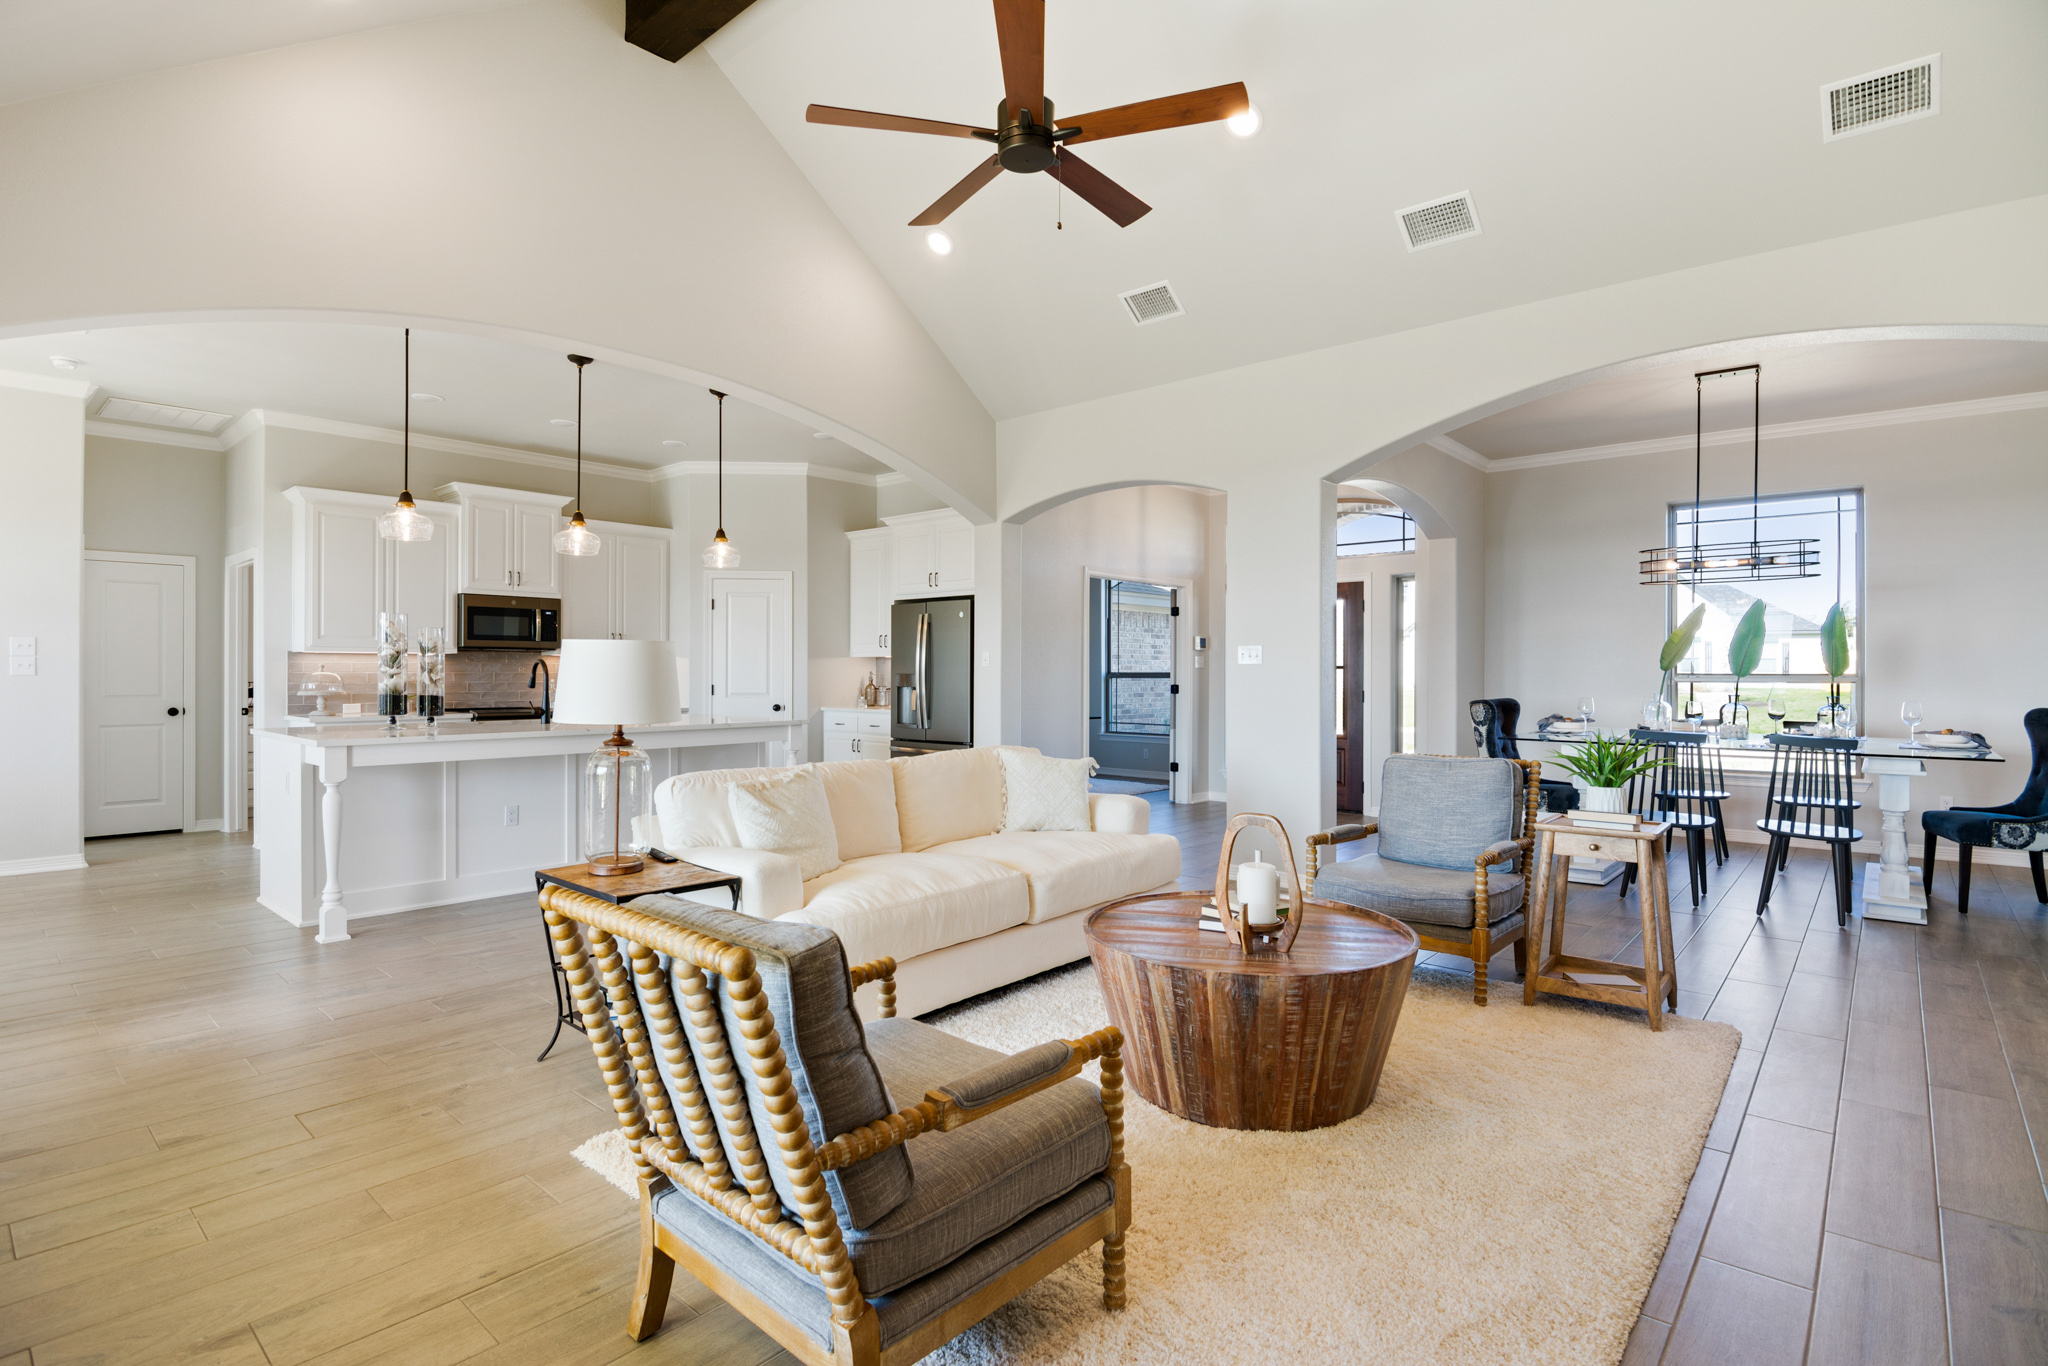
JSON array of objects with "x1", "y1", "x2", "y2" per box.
[
  {"x1": 254, "y1": 410, "x2": 662, "y2": 483},
  {"x1": 874, "y1": 471, "x2": 911, "y2": 487},
  {"x1": 85, "y1": 419, "x2": 227, "y2": 451},
  {"x1": 1424, "y1": 434, "x2": 1490, "y2": 469},
  {"x1": 650, "y1": 459, "x2": 891, "y2": 487},
  {"x1": 0, "y1": 368, "x2": 96, "y2": 399},
  {"x1": 1475, "y1": 388, "x2": 2048, "y2": 472},
  {"x1": 219, "y1": 410, "x2": 263, "y2": 448}
]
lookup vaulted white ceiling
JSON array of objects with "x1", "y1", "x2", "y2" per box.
[{"x1": 711, "y1": 1, "x2": 2048, "y2": 419}]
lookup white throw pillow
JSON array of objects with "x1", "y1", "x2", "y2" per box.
[
  {"x1": 727, "y1": 768, "x2": 842, "y2": 881},
  {"x1": 998, "y1": 749, "x2": 1094, "y2": 833}
]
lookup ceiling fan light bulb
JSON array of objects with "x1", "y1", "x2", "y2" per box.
[
  {"x1": 1226, "y1": 104, "x2": 1262, "y2": 137},
  {"x1": 925, "y1": 230, "x2": 953, "y2": 255}
]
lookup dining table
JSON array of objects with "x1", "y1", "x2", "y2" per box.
[{"x1": 1513, "y1": 728, "x2": 2004, "y2": 926}]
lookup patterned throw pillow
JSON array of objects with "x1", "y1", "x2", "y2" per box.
[
  {"x1": 998, "y1": 749, "x2": 1094, "y2": 833},
  {"x1": 727, "y1": 768, "x2": 842, "y2": 881}
]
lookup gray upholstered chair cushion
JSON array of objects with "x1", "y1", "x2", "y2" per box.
[
  {"x1": 847, "y1": 1018, "x2": 1109, "y2": 1296},
  {"x1": 1313, "y1": 851, "x2": 1523, "y2": 929},
  {"x1": 1376, "y1": 756, "x2": 1520, "y2": 870},
  {"x1": 631, "y1": 893, "x2": 913, "y2": 1231}
]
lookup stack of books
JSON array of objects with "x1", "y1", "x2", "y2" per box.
[{"x1": 1570, "y1": 808, "x2": 1640, "y2": 830}]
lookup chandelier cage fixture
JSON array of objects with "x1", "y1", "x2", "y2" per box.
[{"x1": 1638, "y1": 363, "x2": 1820, "y2": 587}]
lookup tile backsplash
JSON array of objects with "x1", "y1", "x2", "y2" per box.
[{"x1": 288, "y1": 650, "x2": 559, "y2": 715}]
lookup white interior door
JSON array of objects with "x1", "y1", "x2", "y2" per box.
[
  {"x1": 84, "y1": 556, "x2": 189, "y2": 837},
  {"x1": 708, "y1": 574, "x2": 791, "y2": 721}
]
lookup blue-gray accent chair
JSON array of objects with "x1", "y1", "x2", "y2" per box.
[
  {"x1": 537, "y1": 883, "x2": 1130, "y2": 1365},
  {"x1": 1306, "y1": 753, "x2": 1540, "y2": 1005},
  {"x1": 1921, "y1": 708, "x2": 2048, "y2": 915}
]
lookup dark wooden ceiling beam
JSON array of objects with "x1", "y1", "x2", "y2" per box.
[{"x1": 625, "y1": 0, "x2": 760, "y2": 63}]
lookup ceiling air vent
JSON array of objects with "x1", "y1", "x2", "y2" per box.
[
  {"x1": 1118, "y1": 280, "x2": 1184, "y2": 326},
  {"x1": 94, "y1": 396, "x2": 235, "y2": 435},
  {"x1": 1822, "y1": 54, "x2": 1938, "y2": 141},
  {"x1": 1398, "y1": 192, "x2": 1480, "y2": 252}
]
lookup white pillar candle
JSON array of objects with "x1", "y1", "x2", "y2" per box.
[{"x1": 1238, "y1": 851, "x2": 1282, "y2": 928}]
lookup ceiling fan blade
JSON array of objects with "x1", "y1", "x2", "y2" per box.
[
  {"x1": 910, "y1": 154, "x2": 1005, "y2": 226},
  {"x1": 806, "y1": 105, "x2": 993, "y2": 139},
  {"x1": 992, "y1": 0, "x2": 1046, "y2": 124},
  {"x1": 1059, "y1": 82, "x2": 1250, "y2": 144},
  {"x1": 1052, "y1": 148, "x2": 1151, "y2": 227}
]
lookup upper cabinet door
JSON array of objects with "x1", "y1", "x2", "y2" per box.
[
  {"x1": 301, "y1": 502, "x2": 383, "y2": 651},
  {"x1": 934, "y1": 518, "x2": 976, "y2": 593},
  {"x1": 464, "y1": 497, "x2": 514, "y2": 593},
  {"x1": 513, "y1": 505, "x2": 560, "y2": 595},
  {"x1": 892, "y1": 522, "x2": 937, "y2": 597},
  {"x1": 387, "y1": 503, "x2": 459, "y2": 640},
  {"x1": 847, "y1": 534, "x2": 889, "y2": 655},
  {"x1": 614, "y1": 531, "x2": 670, "y2": 642},
  {"x1": 557, "y1": 528, "x2": 612, "y2": 638}
]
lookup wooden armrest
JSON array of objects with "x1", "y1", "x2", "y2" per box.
[
  {"x1": 1475, "y1": 841, "x2": 1521, "y2": 868},
  {"x1": 847, "y1": 956, "x2": 896, "y2": 1018},
  {"x1": 816, "y1": 1026, "x2": 1123, "y2": 1172},
  {"x1": 1307, "y1": 823, "x2": 1377, "y2": 847}
]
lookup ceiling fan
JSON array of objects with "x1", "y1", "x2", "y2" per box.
[{"x1": 805, "y1": 0, "x2": 1250, "y2": 229}]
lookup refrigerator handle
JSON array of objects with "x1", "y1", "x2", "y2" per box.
[{"x1": 916, "y1": 612, "x2": 931, "y2": 730}]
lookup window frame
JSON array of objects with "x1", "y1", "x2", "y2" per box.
[
  {"x1": 1337, "y1": 507, "x2": 1417, "y2": 558},
  {"x1": 1102, "y1": 579, "x2": 1174, "y2": 739}
]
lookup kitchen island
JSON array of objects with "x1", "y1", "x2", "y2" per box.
[{"x1": 256, "y1": 717, "x2": 802, "y2": 942}]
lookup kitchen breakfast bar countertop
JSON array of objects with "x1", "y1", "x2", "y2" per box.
[{"x1": 257, "y1": 716, "x2": 804, "y2": 943}]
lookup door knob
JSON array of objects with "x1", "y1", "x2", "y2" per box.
[
  {"x1": 240, "y1": 707, "x2": 251, "y2": 716},
  {"x1": 167, "y1": 707, "x2": 181, "y2": 717},
  {"x1": 772, "y1": 704, "x2": 783, "y2": 712}
]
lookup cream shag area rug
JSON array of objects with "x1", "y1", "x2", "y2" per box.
[{"x1": 576, "y1": 963, "x2": 1739, "y2": 1365}]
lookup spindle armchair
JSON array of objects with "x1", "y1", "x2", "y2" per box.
[{"x1": 539, "y1": 884, "x2": 1129, "y2": 1366}]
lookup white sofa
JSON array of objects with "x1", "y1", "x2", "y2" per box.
[{"x1": 637, "y1": 747, "x2": 1182, "y2": 1018}]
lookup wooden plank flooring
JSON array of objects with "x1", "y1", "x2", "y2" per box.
[{"x1": 2, "y1": 799, "x2": 2042, "y2": 1363}]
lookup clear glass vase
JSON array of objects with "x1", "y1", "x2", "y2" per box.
[
  {"x1": 583, "y1": 732, "x2": 653, "y2": 874},
  {"x1": 1642, "y1": 695, "x2": 1674, "y2": 729},
  {"x1": 1720, "y1": 700, "x2": 1750, "y2": 740},
  {"x1": 1817, "y1": 699, "x2": 1851, "y2": 737},
  {"x1": 415, "y1": 626, "x2": 445, "y2": 721},
  {"x1": 377, "y1": 613, "x2": 408, "y2": 719}
]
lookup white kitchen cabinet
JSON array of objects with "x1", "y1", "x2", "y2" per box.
[
  {"x1": 283, "y1": 487, "x2": 458, "y2": 652},
  {"x1": 883, "y1": 509, "x2": 976, "y2": 598},
  {"x1": 559, "y1": 517, "x2": 672, "y2": 641},
  {"x1": 437, "y1": 484, "x2": 571, "y2": 594},
  {"x1": 846, "y1": 527, "x2": 893, "y2": 656},
  {"x1": 821, "y1": 708, "x2": 890, "y2": 762}
]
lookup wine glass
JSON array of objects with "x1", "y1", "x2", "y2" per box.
[
  {"x1": 1766, "y1": 687, "x2": 1787, "y2": 728},
  {"x1": 1902, "y1": 700, "x2": 1924, "y2": 745},
  {"x1": 1577, "y1": 695, "x2": 1596, "y2": 730}
]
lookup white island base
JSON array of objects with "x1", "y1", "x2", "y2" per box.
[{"x1": 256, "y1": 718, "x2": 802, "y2": 941}]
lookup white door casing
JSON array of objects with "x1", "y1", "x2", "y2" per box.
[
  {"x1": 1082, "y1": 566, "x2": 1196, "y2": 805},
  {"x1": 84, "y1": 553, "x2": 195, "y2": 837},
  {"x1": 224, "y1": 551, "x2": 255, "y2": 835},
  {"x1": 708, "y1": 572, "x2": 792, "y2": 723}
]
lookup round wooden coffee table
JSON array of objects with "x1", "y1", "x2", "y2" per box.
[{"x1": 1085, "y1": 892, "x2": 1419, "y2": 1131}]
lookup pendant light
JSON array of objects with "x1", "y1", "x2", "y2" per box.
[
  {"x1": 701, "y1": 388, "x2": 740, "y2": 568},
  {"x1": 377, "y1": 328, "x2": 433, "y2": 542},
  {"x1": 1638, "y1": 363, "x2": 1818, "y2": 586},
  {"x1": 553, "y1": 354, "x2": 601, "y2": 556}
]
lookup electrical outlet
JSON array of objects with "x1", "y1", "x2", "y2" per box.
[
  {"x1": 503, "y1": 805, "x2": 520, "y2": 827},
  {"x1": 8, "y1": 658, "x2": 32, "y2": 676},
  {"x1": 1937, "y1": 795, "x2": 1952, "y2": 809},
  {"x1": 1237, "y1": 645, "x2": 1262, "y2": 664}
]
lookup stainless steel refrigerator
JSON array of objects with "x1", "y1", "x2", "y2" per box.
[{"x1": 891, "y1": 596, "x2": 974, "y2": 755}]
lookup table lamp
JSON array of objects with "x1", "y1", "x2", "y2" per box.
[{"x1": 551, "y1": 639, "x2": 682, "y2": 876}]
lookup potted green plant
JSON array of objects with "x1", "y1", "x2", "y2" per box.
[
  {"x1": 1723, "y1": 599, "x2": 1768, "y2": 737},
  {"x1": 1550, "y1": 734, "x2": 1667, "y2": 814}
]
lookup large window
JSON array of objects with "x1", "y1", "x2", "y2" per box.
[
  {"x1": 1667, "y1": 490, "x2": 1862, "y2": 734},
  {"x1": 1394, "y1": 575, "x2": 1417, "y2": 753},
  {"x1": 1338, "y1": 507, "x2": 1416, "y2": 557},
  {"x1": 1103, "y1": 579, "x2": 1174, "y2": 737}
]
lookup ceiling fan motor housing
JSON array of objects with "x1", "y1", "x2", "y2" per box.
[{"x1": 995, "y1": 97, "x2": 1059, "y2": 173}]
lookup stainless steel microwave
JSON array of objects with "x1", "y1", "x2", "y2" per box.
[{"x1": 456, "y1": 593, "x2": 560, "y2": 651}]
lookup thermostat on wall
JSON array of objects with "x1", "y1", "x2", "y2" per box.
[{"x1": 1193, "y1": 636, "x2": 1208, "y2": 651}]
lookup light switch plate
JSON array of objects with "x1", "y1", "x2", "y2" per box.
[
  {"x1": 8, "y1": 658, "x2": 33, "y2": 675},
  {"x1": 8, "y1": 637, "x2": 32, "y2": 655},
  {"x1": 1237, "y1": 645, "x2": 1262, "y2": 664}
]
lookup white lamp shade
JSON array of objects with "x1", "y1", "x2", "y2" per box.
[{"x1": 551, "y1": 639, "x2": 683, "y2": 727}]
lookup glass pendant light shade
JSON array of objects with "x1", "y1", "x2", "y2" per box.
[
  {"x1": 380, "y1": 328, "x2": 432, "y2": 542},
  {"x1": 701, "y1": 530, "x2": 740, "y2": 568},
  {"x1": 555, "y1": 511, "x2": 601, "y2": 556}
]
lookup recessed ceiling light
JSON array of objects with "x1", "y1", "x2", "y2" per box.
[
  {"x1": 550, "y1": 418, "x2": 576, "y2": 427},
  {"x1": 49, "y1": 355, "x2": 83, "y2": 369},
  {"x1": 410, "y1": 392, "x2": 442, "y2": 403},
  {"x1": 661, "y1": 439, "x2": 687, "y2": 447},
  {"x1": 1226, "y1": 104, "x2": 1262, "y2": 137},
  {"x1": 925, "y1": 229, "x2": 953, "y2": 255}
]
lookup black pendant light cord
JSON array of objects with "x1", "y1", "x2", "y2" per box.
[
  {"x1": 568, "y1": 355, "x2": 593, "y2": 521},
  {"x1": 711, "y1": 389, "x2": 728, "y2": 538},
  {"x1": 1751, "y1": 366, "x2": 1761, "y2": 552},
  {"x1": 401, "y1": 328, "x2": 412, "y2": 503}
]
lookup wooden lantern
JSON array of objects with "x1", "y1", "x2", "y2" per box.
[{"x1": 1211, "y1": 813, "x2": 1305, "y2": 953}]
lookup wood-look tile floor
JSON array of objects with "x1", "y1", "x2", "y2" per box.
[{"x1": 2, "y1": 801, "x2": 2041, "y2": 1364}]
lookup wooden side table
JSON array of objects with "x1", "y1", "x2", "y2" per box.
[
  {"x1": 532, "y1": 859, "x2": 742, "y2": 1061},
  {"x1": 1523, "y1": 819, "x2": 1679, "y2": 1030}
]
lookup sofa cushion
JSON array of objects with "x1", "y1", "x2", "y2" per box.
[
  {"x1": 997, "y1": 749, "x2": 1093, "y2": 833},
  {"x1": 927, "y1": 832, "x2": 1183, "y2": 924},
  {"x1": 627, "y1": 894, "x2": 912, "y2": 1231},
  {"x1": 849, "y1": 1018, "x2": 1109, "y2": 1295},
  {"x1": 1312, "y1": 850, "x2": 1523, "y2": 930},
  {"x1": 816, "y1": 760, "x2": 902, "y2": 861},
  {"x1": 1376, "y1": 755, "x2": 1520, "y2": 870},
  {"x1": 782, "y1": 853, "x2": 1030, "y2": 967},
  {"x1": 891, "y1": 748, "x2": 1005, "y2": 852},
  {"x1": 654, "y1": 764, "x2": 789, "y2": 850},
  {"x1": 729, "y1": 768, "x2": 841, "y2": 881}
]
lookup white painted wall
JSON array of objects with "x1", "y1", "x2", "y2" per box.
[
  {"x1": 0, "y1": 379, "x2": 87, "y2": 872},
  {"x1": 805, "y1": 475, "x2": 881, "y2": 757},
  {"x1": 84, "y1": 433, "x2": 227, "y2": 824}
]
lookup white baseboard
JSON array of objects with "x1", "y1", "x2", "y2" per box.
[
  {"x1": 260, "y1": 867, "x2": 545, "y2": 931},
  {"x1": 1190, "y1": 791, "x2": 1227, "y2": 804},
  {"x1": 186, "y1": 818, "x2": 224, "y2": 833},
  {"x1": 0, "y1": 853, "x2": 90, "y2": 878}
]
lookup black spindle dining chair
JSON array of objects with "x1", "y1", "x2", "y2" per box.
[
  {"x1": 1621, "y1": 731, "x2": 1719, "y2": 908},
  {"x1": 1756, "y1": 734, "x2": 1863, "y2": 927}
]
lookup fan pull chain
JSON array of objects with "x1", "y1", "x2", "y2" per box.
[{"x1": 1056, "y1": 159, "x2": 1063, "y2": 230}]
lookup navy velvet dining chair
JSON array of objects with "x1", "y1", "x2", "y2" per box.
[
  {"x1": 1921, "y1": 708, "x2": 2048, "y2": 915},
  {"x1": 1471, "y1": 699, "x2": 1579, "y2": 813}
]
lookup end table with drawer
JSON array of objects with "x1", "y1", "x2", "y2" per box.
[
  {"x1": 532, "y1": 859, "x2": 742, "y2": 1061},
  {"x1": 1523, "y1": 817, "x2": 1679, "y2": 1030}
]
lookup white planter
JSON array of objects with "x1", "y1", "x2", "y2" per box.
[{"x1": 1581, "y1": 784, "x2": 1629, "y2": 814}]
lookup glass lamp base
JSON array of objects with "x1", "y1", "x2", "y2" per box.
[{"x1": 586, "y1": 852, "x2": 645, "y2": 877}]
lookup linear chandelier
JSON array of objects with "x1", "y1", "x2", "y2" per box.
[{"x1": 1639, "y1": 363, "x2": 1819, "y2": 586}]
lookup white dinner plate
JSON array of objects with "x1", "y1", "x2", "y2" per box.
[{"x1": 1917, "y1": 733, "x2": 1981, "y2": 749}]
